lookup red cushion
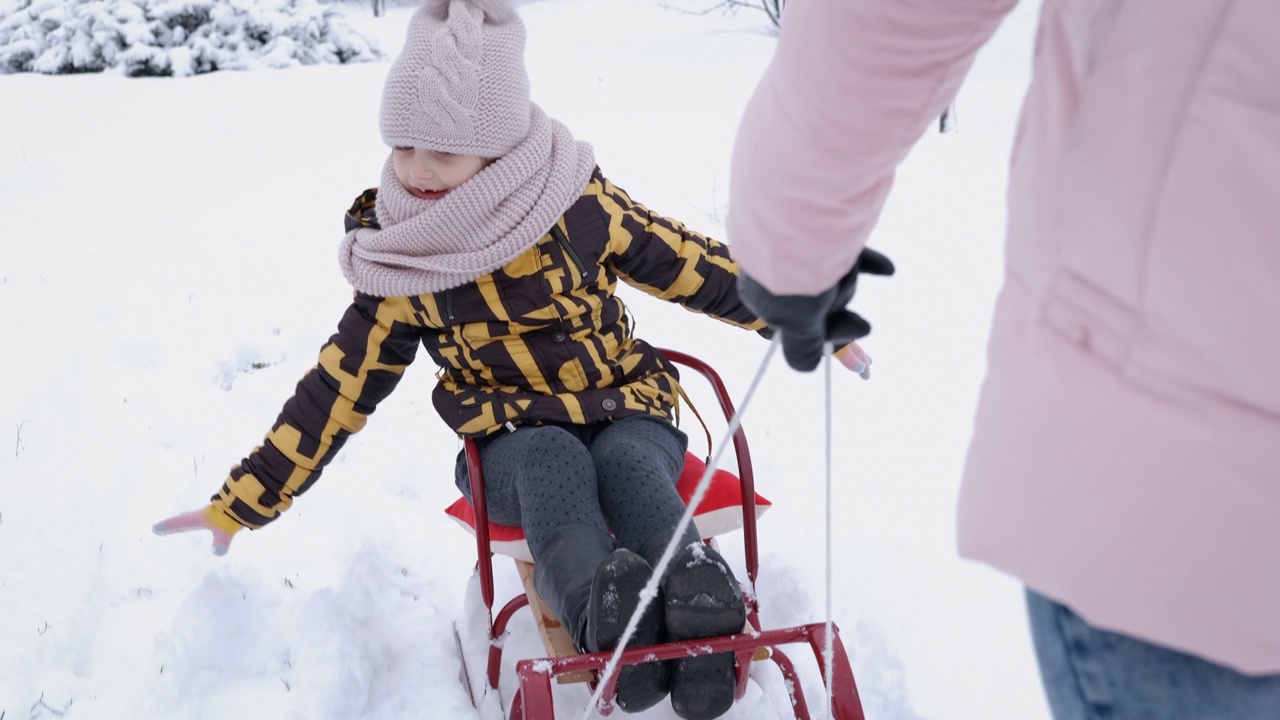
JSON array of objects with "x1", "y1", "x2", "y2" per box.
[{"x1": 444, "y1": 451, "x2": 771, "y2": 562}]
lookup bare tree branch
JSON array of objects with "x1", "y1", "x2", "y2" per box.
[
  {"x1": 15, "y1": 420, "x2": 28, "y2": 457},
  {"x1": 659, "y1": 0, "x2": 785, "y2": 30}
]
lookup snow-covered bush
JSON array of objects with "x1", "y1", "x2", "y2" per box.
[{"x1": 0, "y1": 0, "x2": 384, "y2": 77}]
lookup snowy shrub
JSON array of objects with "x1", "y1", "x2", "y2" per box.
[{"x1": 0, "y1": 0, "x2": 383, "y2": 77}]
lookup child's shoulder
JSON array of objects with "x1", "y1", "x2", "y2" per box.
[
  {"x1": 344, "y1": 188, "x2": 380, "y2": 232},
  {"x1": 582, "y1": 167, "x2": 641, "y2": 210},
  {"x1": 582, "y1": 166, "x2": 614, "y2": 197}
]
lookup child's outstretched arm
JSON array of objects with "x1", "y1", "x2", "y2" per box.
[
  {"x1": 591, "y1": 173, "x2": 764, "y2": 331},
  {"x1": 590, "y1": 172, "x2": 870, "y2": 374},
  {"x1": 154, "y1": 294, "x2": 423, "y2": 554}
]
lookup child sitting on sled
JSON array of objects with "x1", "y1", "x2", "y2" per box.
[{"x1": 153, "y1": 1, "x2": 867, "y2": 718}]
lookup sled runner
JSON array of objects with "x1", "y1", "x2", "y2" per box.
[{"x1": 447, "y1": 348, "x2": 866, "y2": 719}]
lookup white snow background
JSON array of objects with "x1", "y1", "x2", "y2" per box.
[{"x1": 0, "y1": 0, "x2": 1052, "y2": 718}]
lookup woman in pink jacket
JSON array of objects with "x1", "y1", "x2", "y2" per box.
[{"x1": 728, "y1": 0, "x2": 1280, "y2": 717}]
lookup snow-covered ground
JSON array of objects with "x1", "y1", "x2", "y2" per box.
[{"x1": 0, "y1": 0, "x2": 1051, "y2": 718}]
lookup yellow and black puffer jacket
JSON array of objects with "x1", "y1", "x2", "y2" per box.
[{"x1": 213, "y1": 167, "x2": 768, "y2": 529}]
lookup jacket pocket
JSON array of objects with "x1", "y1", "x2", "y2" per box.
[
  {"x1": 1040, "y1": 270, "x2": 1139, "y2": 369},
  {"x1": 1043, "y1": 271, "x2": 1280, "y2": 421}
]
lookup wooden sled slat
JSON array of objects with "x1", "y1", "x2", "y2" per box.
[{"x1": 516, "y1": 560, "x2": 594, "y2": 684}]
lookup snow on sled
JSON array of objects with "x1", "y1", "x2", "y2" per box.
[{"x1": 447, "y1": 348, "x2": 866, "y2": 719}]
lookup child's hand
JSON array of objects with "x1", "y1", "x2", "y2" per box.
[
  {"x1": 153, "y1": 505, "x2": 245, "y2": 556},
  {"x1": 835, "y1": 342, "x2": 872, "y2": 380}
]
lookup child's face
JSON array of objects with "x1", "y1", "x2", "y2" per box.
[{"x1": 392, "y1": 147, "x2": 489, "y2": 200}]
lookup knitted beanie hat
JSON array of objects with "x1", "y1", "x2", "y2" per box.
[{"x1": 380, "y1": 0, "x2": 530, "y2": 158}]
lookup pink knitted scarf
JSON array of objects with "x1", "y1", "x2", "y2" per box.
[{"x1": 338, "y1": 105, "x2": 596, "y2": 297}]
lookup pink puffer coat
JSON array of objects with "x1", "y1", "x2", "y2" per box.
[{"x1": 728, "y1": 0, "x2": 1280, "y2": 673}]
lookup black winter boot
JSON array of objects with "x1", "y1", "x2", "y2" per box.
[
  {"x1": 585, "y1": 549, "x2": 670, "y2": 712},
  {"x1": 533, "y1": 525, "x2": 670, "y2": 713},
  {"x1": 658, "y1": 541, "x2": 747, "y2": 720}
]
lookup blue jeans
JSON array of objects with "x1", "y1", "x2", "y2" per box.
[{"x1": 1026, "y1": 589, "x2": 1280, "y2": 719}]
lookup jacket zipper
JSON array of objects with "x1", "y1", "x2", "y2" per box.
[
  {"x1": 551, "y1": 226, "x2": 588, "y2": 280},
  {"x1": 445, "y1": 289, "x2": 455, "y2": 323}
]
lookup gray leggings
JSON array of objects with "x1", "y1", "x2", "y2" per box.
[{"x1": 453, "y1": 415, "x2": 701, "y2": 562}]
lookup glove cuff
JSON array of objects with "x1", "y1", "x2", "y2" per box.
[{"x1": 739, "y1": 273, "x2": 839, "y2": 329}]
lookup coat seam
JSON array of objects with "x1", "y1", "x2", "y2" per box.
[{"x1": 1134, "y1": 1, "x2": 1237, "y2": 316}]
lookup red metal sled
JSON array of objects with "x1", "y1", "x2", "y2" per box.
[{"x1": 455, "y1": 348, "x2": 866, "y2": 720}]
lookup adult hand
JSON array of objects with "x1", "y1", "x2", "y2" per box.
[
  {"x1": 739, "y1": 247, "x2": 895, "y2": 372},
  {"x1": 153, "y1": 504, "x2": 245, "y2": 556}
]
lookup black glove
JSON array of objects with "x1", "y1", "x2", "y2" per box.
[{"x1": 738, "y1": 247, "x2": 895, "y2": 372}]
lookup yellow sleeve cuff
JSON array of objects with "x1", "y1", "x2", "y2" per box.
[{"x1": 205, "y1": 504, "x2": 248, "y2": 535}]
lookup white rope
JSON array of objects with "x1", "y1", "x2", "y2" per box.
[
  {"x1": 822, "y1": 341, "x2": 836, "y2": 720},
  {"x1": 578, "y1": 335, "x2": 781, "y2": 720}
]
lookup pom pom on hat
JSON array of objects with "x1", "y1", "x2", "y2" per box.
[{"x1": 380, "y1": 0, "x2": 531, "y2": 158}]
